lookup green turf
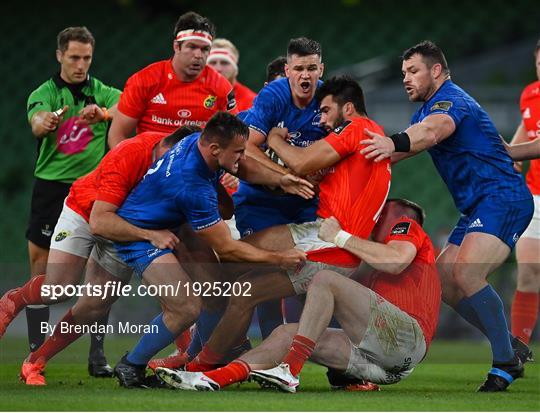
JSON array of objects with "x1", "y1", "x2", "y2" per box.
[{"x1": 1, "y1": 337, "x2": 539, "y2": 411}]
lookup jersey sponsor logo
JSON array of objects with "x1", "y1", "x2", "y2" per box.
[
  {"x1": 151, "y1": 93, "x2": 167, "y2": 104},
  {"x1": 468, "y1": 218, "x2": 483, "y2": 228},
  {"x1": 226, "y1": 90, "x2": 236, "y2": 111},
  {"x1": 177, "y1": 109, "x2": 192, "y2": 118},
  {"x1": 430, "y1": 101, "x2": 453, "y2": 112},
  {"x1": 391, "y1": 221, "x2": 411, "y2": 235},
  {"x1": 311, "y1": 112, "x2": 322, "y2": 126},
  {"x1": 151, "y1": 114, "x2": 205, "y2": 128},
  {"x1": 333, "y1": 120, "x2": 352, "y2": 135},
  {"x1": 57, "y1": 117, "x2": 94, "y2": 155},
  {"x1": 54, "y1": 230, "x2": 71, "y2": 242},
  {"x1": 204, "y1": 95, "x2": 217, "y2": 109}
]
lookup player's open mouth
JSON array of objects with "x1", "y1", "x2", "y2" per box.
[
  {"x1": 405, "y1": 86, "x2": 414, "y2": 94},
  {"x1": 300, "y1": 81, "x2": 310, "y2": 92}
]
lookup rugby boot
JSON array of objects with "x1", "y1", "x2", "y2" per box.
[
  {"x1": 88, "y1": 348, "x2": 114, "y2": 378},
  {"x1": 114, "y1": 353, "x2": 147, "y2": 388},
  {"x1": 251, "y1": 363, "x2": 299, "y2": 393},
  {"x1": 477, "y1": 356, "x2": 523, "y2": 392},
  {"x1": 155, "y1": 368, "x2": 219, "y2": 391},
  {"x1": 148, "y1": 350, "x2": 189, "y2": 371},
  {"x1": 512, "y1": 336, "x2": 534, "y2": 363},
  {"x1": 20, "y1": 356, "x2": 46, "y2": 386}
]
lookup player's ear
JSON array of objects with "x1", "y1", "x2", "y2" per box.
[
  {"x1": 344, "y1": 102, "x2": 354, "y2": 117},
  {"x1": 319, "y1": 62, "x2": 324, "y2": 79},
  {"x1": 173, "y1": 41, "x2": 180, "y2": 54},
  {"x1": 56, "y1": 49, "x2": 62, "y2": 64},
  {"x1": 284, "y1": 63, "x2": 290, "y2": 78},
  {"x1": 431, "y1": 63, "x2": 443, "y2": 79},
  {"x1": 209, "y1": 142, "x2": 221, "y2": 157}
]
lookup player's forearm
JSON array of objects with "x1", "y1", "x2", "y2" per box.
[
  {"x1": 217, "y1": 183, "x2": 234, "y2": 220},
  {"x1": 343, "y1": 237, "x2": 410, "y2": 275},
  {"x1": 245, "y1": 141, "x2": 289, "y2": 174},
  {"x1": 236, "y1": 155, "x2": 283, "y2": 186},
  {"x1": 269, "y1": 138, "x2": 310, "y2": 175},
  {"x1": 30, "y1": 112, "x2": 50, "y2": 138},
  {"x1": 507, "y1": 138, "x2": 540, "y2": 161},
  {"x1": 214, "y1": 239, "x2": 282, "y2": 264},
  {"x1": 89, "y1": 211, "x2": 152, "y2": 242},
  {"x1": 405, "y1": 122, "x2": 440, "y2": 152},
  {"x1": 510, "y1": 122, "x2": 528, "y2": 145}
]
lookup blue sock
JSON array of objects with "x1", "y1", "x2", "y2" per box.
[
  {"x1": 127, "y1": 313, "x2": 175, "y2": 365},
  {"x1": 455, "y1": 297, "x2": 487, "y2": 335},
  {"x1": 257, "y1": 300, "x2": 284, "y2": 339},
  {"x1": 467, "y1": 285, "x2": 514, "y2": 363},
  {"x1": 187, "y1": 309, "x2": 223, "y2": 358}
]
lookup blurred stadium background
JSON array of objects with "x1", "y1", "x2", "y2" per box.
[{"x1": 1, "y1": 0, "x2": 539, "y2": 342}]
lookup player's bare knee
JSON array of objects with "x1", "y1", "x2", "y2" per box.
[
  {"x1": 310, "y1": 270, "x2": 334, "y2": 288},
  {"x1": 269, "y1": 323, "x2": 296, "y2": 347},
  {"x1": 517, "y1": 264, "x2": 540, "y2": 291}
]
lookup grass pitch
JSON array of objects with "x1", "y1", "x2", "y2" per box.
[{"x1": 1, "y1": 337, "x2": 539, "y2": 411}]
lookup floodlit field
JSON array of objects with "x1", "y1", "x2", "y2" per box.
[{"x1": 1, "y1": 337, "x2": 538, "y2": 411}]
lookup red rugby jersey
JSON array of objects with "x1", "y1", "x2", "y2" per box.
[
  {"x1": 118, "y1": 61, "x2": 236, "y2": 134},
  {"x1": 307, "y1": 117, "x2": 392, "y2": 267},
  {"x1": 234, "y1": 81, "x2": 256, "y2": 111},
  {"x1": 520, "y1": 80, "x2": 540, "y2": 195},
  {"x1": 369, "y1": 217, "x2": 441, "y2": 347},
  {"x1": 66, "y1": 132, "x2": 166, "y2": 221}
]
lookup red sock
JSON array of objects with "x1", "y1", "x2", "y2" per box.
[
  {"x1": 204, "y1": 360, "x2": 251, "y2": 388},
  {"x1": 10, "y1": 274, "x2": 46, "y2": 311},
  {"x1": 511, "y1": 290, "x2": 539, "y2": 344},
  {"x1": 28, "y1": 309, "x2": 83, "y2": 363},
  {"x1": 185, "y1": 345, "x2": 224, "y2": 372},
  {"x1": 283, "y1": 334, "x2": 316, "y2": 376},
  {"x1": 175, "y1": 329, "x2": 192, "y2": 353}
]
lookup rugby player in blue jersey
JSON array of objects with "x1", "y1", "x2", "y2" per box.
[
  {"x1": 360, "y1": 41, "x2": 534, "y2": 392},
  {"x1": 111, "y1": 112, "x2": 315, "y2": 387}
]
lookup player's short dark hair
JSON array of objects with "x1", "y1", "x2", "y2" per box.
[
  {"x1": 387, "y1": 198, "x2": 426, "y2": 227},
  {"x1": 287, "y1": 37, "x2": 322, "y2": 60},
  {"x1": 315, "y1": 75, "x2": 367, "y2": 116},
  {"x1": 57, "y1": 27, "x2": 95, "y2": 52},
  {"x1": 201, "y1": 112, "x2": 249, "y2": 147},
  {"x1": 402, "y1": 40, "x2": 450, "y2": 76},
  {"x1": 266, "y1": 56, "x2": 287, "y2": 83},
  {"x1": 163, "y1": 125, "x2": 202, "y2": 147},
  {"x1": 173, "y1": 11, "x2": 216, "y2": 41}
]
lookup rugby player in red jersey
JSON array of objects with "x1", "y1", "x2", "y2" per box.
[
  {"x1": 175, "y1": 76, "x2": 392, "y2": 374},
  {"x1": 508, "y1": 38, "x2": 540, "y2": 347},
  {"x1": 108, "y1": 12, "x2": 236, "y2": 148},
  {"x1": 155, "y1": 199, "x2": 441, "y2": 392},
  {"x1": 0, "y1": 126, "x2": 199, "y2": 385},
  {"x1": 207, "y1": 38, "x2": 256, "y2": 112}
]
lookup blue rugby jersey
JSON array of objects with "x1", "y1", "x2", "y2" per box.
[{"x1": 411, "y1": 80, "x2": 531, "y2": 214}]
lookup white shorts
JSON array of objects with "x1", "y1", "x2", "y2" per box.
[
  {"x1": 521, "y1": 195, "x2": 540, "y2": 240},
  {"x1": 50, "y1": 204, "x2": 133, "y2": 281},
  {"x1": 345, "y1": 290, "x2": 426, "y2": 385},
  {"x1": 287, "y1": 219, "x2": 356, "y2": 294}
]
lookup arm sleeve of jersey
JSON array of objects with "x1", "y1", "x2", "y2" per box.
[
  {"x1": 386, "y1": 219, "x2": 424, "y2": 251},
  {"x1": 324, "y1": 122, "x2": 356, "y2": 158},
  {"x1": 101, "y1": 84, "x2": 122, "y2": 108},
  {"x1": 241, "y1": 87, "x2": 277, "y2": 137},
  {"x1": 95, "y1": 147, "x2": 140, "y2": 207},
  {"x1": 176, "y1": 187, "x2": 222, "y2": 231},
  {"x1": 27, "y1": 86, "x2": 52, "y2": 122},
  {"x1": 427, "y1": 96, "x2": 467, "y2": 127},
  {"x1": 117, "y1": 73, "x2": 147, "y2": 119}
]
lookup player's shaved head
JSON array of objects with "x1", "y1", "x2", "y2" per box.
[
  {"x1": 402, "y1": 40, "x2": 450, "y2": 76},
  {"x1": 386, "y1": 198, "x2": 426, "y2": 226},
  {"x1": 201, "y1": 112, "x2": 249, "y2": 148}
]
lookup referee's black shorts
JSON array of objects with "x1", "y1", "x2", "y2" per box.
[{"x1": 26, "y1": 177, "x2": 71, "y2": 249}]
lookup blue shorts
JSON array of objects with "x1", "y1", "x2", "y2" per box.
[
  {"x1": 234, "y1": 198, "x2": 317, "y2": 237},
  {"x1": 448, "y1": 196, "x2": 534, "y2": 249},
  {"x1": 114, "y1": 241, "x2": 172, "y2": 279}
]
